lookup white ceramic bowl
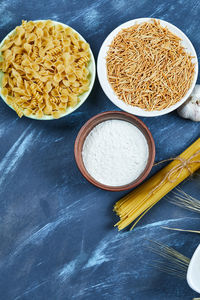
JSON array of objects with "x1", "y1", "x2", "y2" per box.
[
  {"x1": 0, "y1": 20, "x2": 96, "y2": 120},
  {"x1": 97, "y1": 18, "x2": 198, "y2": 117},
  {"x1": 187, "y1": 244, "x2": 200, "y2": 293}
]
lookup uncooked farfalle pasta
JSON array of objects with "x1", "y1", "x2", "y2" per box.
[{"x1": 0, "y1": 20, "x2": 91, "y2": 118}]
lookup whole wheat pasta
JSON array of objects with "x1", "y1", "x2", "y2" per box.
[{"x1": 106, "y1": 19, "x2": 195, "y2": 111}]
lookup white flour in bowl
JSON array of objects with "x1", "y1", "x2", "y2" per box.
[{"x1": 82, "y1": 119, "x2": 149, "y2": 186}]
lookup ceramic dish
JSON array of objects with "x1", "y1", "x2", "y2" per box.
[
  {"x1": 74, "y1": 111, "x2": 155, "y2": 191},
  {"x1": 187, "y1": 244, "x2": 200, "y2": 294},
  {"x1": 0, "y1": 20, "x2": 96, "y2": 120},
  {"x1": 97, "y1": 18, "x2": 198, "y2": 117}
]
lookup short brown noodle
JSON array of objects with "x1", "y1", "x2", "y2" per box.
[{"x1": 106, "y1": 20, "x2": 195, "y2": 111}]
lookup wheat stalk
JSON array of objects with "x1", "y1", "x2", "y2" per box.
[
  {"x1": 168, "y1": 188, "x2": 200, "y2": 213},
  {"x1": 162, "y1": 226, "x2": 200, "y2": 234},
  {"x1": 148, "y1": 240, "x2": 190, "y2": 279}
]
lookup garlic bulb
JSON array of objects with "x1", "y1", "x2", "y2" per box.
[{"x1": 177, "y1": 84, "x2": 200, "y2": 122}]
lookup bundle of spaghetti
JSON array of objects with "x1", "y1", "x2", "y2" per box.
[
  {"x1": 114, "y1": 138, "x2": 200, "y2": 230},
  {"x1": 106, "y1": 19, "x2": 195, "y2": 111}
]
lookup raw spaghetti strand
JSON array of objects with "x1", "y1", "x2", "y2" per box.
[{"x1": 114, "y1": 138, "x2": 200, "y2": 230}]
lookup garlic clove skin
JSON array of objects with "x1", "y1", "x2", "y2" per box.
[{"x1": 177, "y1": 84, "x2": 200, "y2": 122}]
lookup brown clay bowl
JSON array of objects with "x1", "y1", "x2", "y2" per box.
[{"x1": 74, "y1": 111, "x2": 155, "y2": 191}]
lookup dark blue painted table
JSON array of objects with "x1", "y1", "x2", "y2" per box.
[{"x1": 0, "y1": 0, "x2": 200, "y2": 299}]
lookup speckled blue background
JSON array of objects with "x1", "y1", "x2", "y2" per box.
[{"x1": 0, "y1": 0, "x2": 200, "y2": 299}]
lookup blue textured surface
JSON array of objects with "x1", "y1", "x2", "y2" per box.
[{"x1": 0, "y1": 0, "x2": 200, "y2": 299}]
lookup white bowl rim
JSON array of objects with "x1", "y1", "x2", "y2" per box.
[
  {"x1": 187, "y1": 244, "x2": 200, "y2": 293},
  {"x1": 0, "y1": 20, "x2": 96, "y2": 120},
  {"x1": 97, "y1": 18, "x2": 198, "y2": 117}
]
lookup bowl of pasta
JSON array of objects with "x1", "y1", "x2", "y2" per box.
[
  {"x1": 97, "y1": 18, "x2": 198, "y2": 117},
  {"x1": 0, "y1": 20, "x2": 96, "y2": 120}
]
